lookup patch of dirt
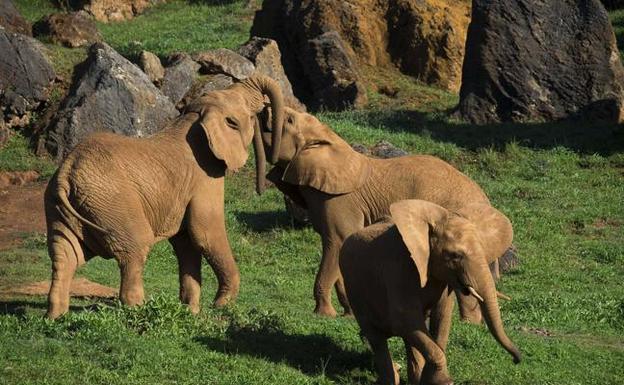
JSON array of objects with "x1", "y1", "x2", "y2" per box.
[
  {"x1": 0, "y1": 174, "x2": 47, "y2": 251},
  {"x1": 0, "y1": 277, "x2": 117, "y2": 298},
  {"x1": 520, "y1": 326, "x2": 555, "y2": 337}
]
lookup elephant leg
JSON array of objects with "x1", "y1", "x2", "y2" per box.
[
  {"x1": 403, "y1": 340, "x2": 425, "y2": 385},
  {"x1": 334, "y1": 274, "x2": 352, "y2": 316},
  {"x1": 366, "y1": 332, "x2": 399, "y2": 385},
  {"x1": 118, "y1": 251, "x2": 148, "y2": 307},
  {"x1": 46, "y1": 228, "x2": 81, "y2": 319},
  {"x1": 457, "y1": 290, "x2": 482, "y2": 324},
  {"x1": 403, "y1": 321, "x2": 452, "y2": 385},
  {"x1": 187, "y1": 197, "x2": 239, "y2": 307},
  {"x1": 313, "y1": 234, "x2": 345, "y2": 317},
  {"x1": 429, "y1": 287, "x2": 455, "y2": 351},
  {"x1": 170, "y1": 232, "x2": 202, "y2": 314}
]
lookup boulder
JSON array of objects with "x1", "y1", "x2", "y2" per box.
[
  {"x1": 46, "y1": 42, "x2": 178, "y2": 159},
  {"x1": 33, "y1": 11, "x2": 101, "y2": 48},
  {"x1": 0, "y1": 27, "x2": 56, "y2": 128},
  {"x1": 238, "y1": 37, "x2": 306, "y2": 111},
  {"x1": 459, "y1": 0, "x2": 624, "y2": 124},
  {"x1": 69, "y1": 0, "x2": 166, "y2": 23},
  {"x1": 178, "y1": 74, "x2": 234, "y2": 110},
  {"x1": 139, "y1": 50, "x2": 164, "y2": 84},
  {"x1": 370, "y1": 140, "x2": 408, "y2": 159},
  {"x1": 0, "y1": 0, "x2": 31, "y2": 35},
  {"x1": 160, "y1": 53, "x2": 200, "y2": 106},
  {"x1": 251, "y1": 0, "x2": 470, "y2": 109},
  {"x1": 305, "y1": 31, "x2": 368, "y2": 110},
  {"x1": 192, "y1": 48, "x2": 255, "y2": 80}
]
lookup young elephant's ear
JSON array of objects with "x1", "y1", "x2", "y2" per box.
[
  {"x1": 390, "y1": 200, "x2": 449, "y2": 288},
  {"x1": 199, "y1": 111, "x2": 252, "y2": 171},
  {"x1": 282, "y1": 139, "x2": 370, "y2": 194}
]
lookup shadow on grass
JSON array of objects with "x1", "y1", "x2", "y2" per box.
[
  {"x1": 196, "y1": 327, "x2": 370, "y2": 380},
  {"x1": 234, "y1": 209, "x2": 305, "y2": 232},
  {"x1": 0, "y1": 298, "x2": 112, "y2": 316},
  {"x1": 333, "y1": 109, "x2": 624, "y2": 156}
]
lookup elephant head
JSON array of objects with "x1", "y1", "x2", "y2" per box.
[
  {"x1": 390, "y1": 199, "x2": 521, "y2": 364},
  {"x1": 259, "y1": 107, "x2": 370, "y2": 194},
  {"x1": 186, "y1": 75, "x2": 284, "y2": 193}
]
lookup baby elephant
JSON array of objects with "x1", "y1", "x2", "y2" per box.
[{"x1": 340, "y1": 200, "x2": 521, "y2": 385}]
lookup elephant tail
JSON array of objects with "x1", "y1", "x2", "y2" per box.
[{"x1": 55, "y1": 161, "x2": 107, "y2": 233}]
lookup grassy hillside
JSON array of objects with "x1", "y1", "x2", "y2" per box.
[{"x1": 1, "y1": 1, "x2": 623, "y2": 384}]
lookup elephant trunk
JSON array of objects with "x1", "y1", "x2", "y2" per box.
[
  {"x1": 237, "y1": 76, "x2": 284, "y2": 164},
  {"x1": 473, "y1": 262, "x2": 522, "y2": 364},
  {"x1": 252, "y1": 117, "x2": 266, "y2": 194}
]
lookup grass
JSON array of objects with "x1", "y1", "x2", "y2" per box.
[{"x1": 1, "y1": 1, "x2": 624, "y2": 384}]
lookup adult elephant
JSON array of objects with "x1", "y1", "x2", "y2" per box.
[
  {"x1": 45, "y1": 75, "x2": 284, "y2": 319},
  {"x1": 257, "y1": 107, "x2": 509, "y2": 321}
]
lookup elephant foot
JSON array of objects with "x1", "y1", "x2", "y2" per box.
[
  {"x1": 213, "y1": 292, "x2": 236, "y2": 308},
  {"x1": 187, "y1": 303, "x2": 201, "y2": 315},
  {"x1": 314, "y1": 303, "x2": 337, "y2": 318},
  {"x1": 45, "y1": 307, "x2": 67, "y2": 320}
]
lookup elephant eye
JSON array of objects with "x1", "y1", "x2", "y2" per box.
[
  {"x1": 225, "y1": 117, "x2": 239, "y2": 129},
  {"x1": 287, "y1": 115, "x2": 294, "y2": 124}
]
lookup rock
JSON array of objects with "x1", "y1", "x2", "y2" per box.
[
  {"x1": 0, "y1": 117, "x2": 8, "y2": 148},
  {"x1": 238, "y1": 37, "x2": 306, "y2": 111},
  {"x1": 251, "y1": 0, "x2": 470, "y2": 109},
  {"x1": 33, "y1": 11, "x2": 101, "y2": 48},
  {"x1": 459, "y1": 0, "x2": 624, "y2": 124},
  {"x1": 386, "y1": 0, "x2": 470, "y2": 93},
  {"x1": 350, "y1": 142, "x2": 370, "y2": 155},
  {"x1": 305, "y1": 31, "x2": 368, "y2": 110},
  {"x1": 160, "y1": 53, "x2": 200, "y2": 105},
  {"x1": 0, "y1": 0, "x2": 31, "y2": 35},
  {"x1": 46, "y1": 42, "x2": 178, "y2": 159},
  {"x1": 178, "y1": 74, "x2": 234, "y2": 110},
  {"x1": 370, "y1": 140, "x2": 408, "y2": 158},
  {"x1": 72, "y1": 0, "x2": 167, "y2": 23},
  {"x1": 0, "y1": 27, "x2": 56, "y2": 128},
  {"x1": 192, "y1": 48, "x2": 255, "y2": 80},
  {"x1": 499, "y1": 245, "x2": 520, "y2": 273},
  {"x1": 139, "y1": 50, "x2": 164, "y2": 84}
]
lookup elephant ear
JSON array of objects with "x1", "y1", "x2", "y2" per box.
[
  {"x1": 282, "y1": 139, "x2": 370, "y2": 194},
  {"x1": 199, "y1": 111, "x2": 250, "y2": 171},
  {"x1": 390, "y1": 200, "x2": 449, "y2": 288},
  {"x1": 456, "y1": 203, "x2": 513, "y2": 263}
]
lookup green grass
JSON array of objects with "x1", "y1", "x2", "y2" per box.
[
  {"x1": 0, "y1": 134, "x2": 56, "y2": 177},
  {"x1": 1, "y1": 1, "x2": 623, "y2": 384}
]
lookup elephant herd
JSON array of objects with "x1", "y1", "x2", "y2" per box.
[{"x1": 44, "y1": 76, "x2": 520, "y2": 384}]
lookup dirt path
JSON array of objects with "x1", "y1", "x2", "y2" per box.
[{"x1": 0, "y1": 172, "x2": 47, "y2": 251}]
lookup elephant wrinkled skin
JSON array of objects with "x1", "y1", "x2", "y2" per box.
[
  {"x1": 340, "y1": 200, "x2": 521, "y2": 385},
  {"x1": 45, "y1": 75, "x2": 284, "y2": 319}
]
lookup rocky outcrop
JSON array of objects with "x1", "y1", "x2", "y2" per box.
[
  {"x1": 33, "y1": 11, "x2": 101, "y2": 48},
  {"x1": 459, "y1": 0, "x2": 624, "y2": 124},
  {"x1": 252, "y1": 0, "x2": 470, "y2": 109},
  {"x1": 67, "y1": 0, "x2": 167, "y2": 23},
  {"x1": 0, "y1": 27, "x2": 56, "y2": 130},
  {"x1": 160, "y1": 53, "x2": 200, "y2": 106},
  {"x1": 238, "y1": 37, "x2": 306, "y2": 111},
  {"x1": 0, "y1": 0, "x2": 31, "y2": 35},
  {"x1": 46, "y1": 42, "x2": 178, "y2": 159},
  {"x1": 178, "y1": 74, "x2": 234, "y2": 110}
]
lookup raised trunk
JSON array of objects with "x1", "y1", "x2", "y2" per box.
[
  {"x1": 252, "y1": 116, "x2": 266, "y2": 194},
  {"x1": 476, "y1": 263, "x2": 522, "y2": 363}
]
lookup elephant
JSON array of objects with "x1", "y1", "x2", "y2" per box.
[
  {"x1": 339, "y1": 199, "x2": 521, "y2": 385},
  {"x1": 44, "y1": 75, "x2": 284, "y2": 319},
  {"x1": 257, "y1": 107, "x2": 509, "y2": 320}
]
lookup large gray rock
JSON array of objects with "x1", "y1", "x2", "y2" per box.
[
  {"x1": 33, "y1": 11, "x2": 101, "y2": 48},
  {"x1": 304, "y1": 31, "x2": 367, "y2": 111},
  {"x1": 0, "y1": 27, "x2": 55, "y2": 127},
  {"x1": 192, "y1": 48, "x2": 255, "y2": 80},
  {"x1": 160, "y1": 53, "x2": 200, "y2": 106},
  {"x1": 459, "y1": 0, "x2": 624, "y2": 124},
  {"x1": 178, "y1": 74, "x2": 234, "y2": 110},
  {"x1": 46, "y1": 42, "x2": 178, "y2": 159},
  {"x1": 238, "y1": 37, "x2": 306, "y2": 111},
  {"x1": 0, "y1": 0, "x2": 31, "y2": 35}
]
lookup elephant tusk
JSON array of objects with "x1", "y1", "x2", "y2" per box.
[
  {"x1": 497, "y1": 291, "x2": 512, "y2": 301},
  {"x1": 467, "y1": 286, "x2": 484, "y2": 303}
]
